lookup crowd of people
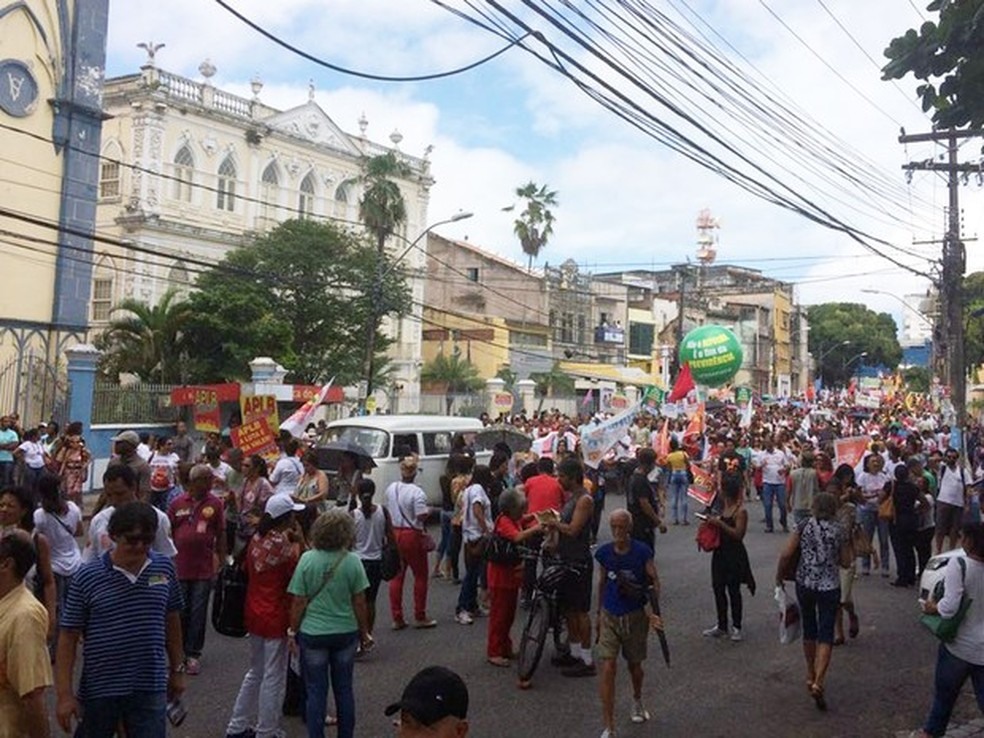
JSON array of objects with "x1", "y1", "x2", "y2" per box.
[{"x1": 0, "y1": 392, "x2": 983, "y2": 736}]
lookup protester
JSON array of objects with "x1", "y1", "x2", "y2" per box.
[
  {"x1": 353, "y1": 478, "x2": 395, "y2": 643},
  {"x1": 776, "y1": 492, "x2": 851, "y2": 711},
  {"x1": 788, "y1": 449, "x2": 821, "y2": 526},
  {"x1": 386, "y1": 456, "x2": 438, "y2": 630},
  {"x1": 594, "y1": 509, "x2": 663, "y2": 737},
  {"x1": 662, "y1": 438, "x2": 690, "y2": 525},
  {"x1": 171, "y1": 420, "x2": 194, "y2": 464},
  {"x1": 148, "y1": 436, "x2": 180, "y2": 512},
  {"x1": 168, "y1": 463, "x2": 227, "y2": 675},
  {"x1": 856, "y1": 452, "x2": 892, "y2": 575},
  {"x1": 701, "y1": 482, "x2": 755, "y2": 642},
  {"x1": 108, "y1": 430, "x2": 152, "y2": 501},
  {"x1": 626, "y1": 448, "x2": 663, "y2": 553},
  {"x1": 226, "y1": 493, "x2": 305, "y2": 738},
  {"x1": 935, "y1": 448, "x2": 970, "y2": 554},
  {"x1": 755, "y1": 436, "x2": 790, "y2": 533},
  {"x1": 236, "y1": 455, "x2": 275, "y2": 553},
  {"x1": 271, "y1": 439, "x2": 304, "y2": 497},
  {"x1": 0, "y1": 529, "x2": 52, "y2": 737},
  {"x1": 0, "y1": 485, "x2": 57, "y2": 638},
  {"x1": 295, "y1": 450, "x2": 329, "y2": 534},
  {"x1": 56, "y1": 502, "x2": 185, "y2": 737},
  {"x1": 889, "y1": 462, "x2": 922, "y2": 588},
  {"x1": 0, "y1": 415, "x2": 20, "y2": 487},
  {"x1": 287, "y1": 508, "x2": 372, "y2": 738},
  {"x1": 455, "y1": 465, "x2": 492, "y2": 626},
  {"x1": 435, "y1": 454, "x2": 469, "y2": 581},
  {"x1": 385, "y1": 665, "x2": 469, "y2": 737},
  {"x1": 831, "y1": 465, "x2": 862, "y2": 644},
  {"x1": 329, "y1": 451, "x2": 362, "y2": 510},
  {"x1": 33, "y1": 472, "x2": 82, "y2": 650},
  {"x1": 917, "y1": 522, "x2": 984, "y2": 737},
  {"x1": 13, "y1": 428, "x2": 47, "y2": 493},
  {"x1": 53, "y1": 422, "x2": 90, "y2": 508}
]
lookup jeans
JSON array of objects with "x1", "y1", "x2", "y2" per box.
[
  {"x1": 81, "y1": 690, "x2": 166, "y2": 738},
  {"x1": 924, "y1": 643, "x2": 984, "y2": 737},
  {"x1": 436, "y1": 510, "x2": 454, "y2": 560},
  {"x1": 299, "y1": 631, "x2": 359, "y2": 738},
  {"x1": 389, "y1": 528, "x2": 430, "y2": 623},
  {"x1": 22, "y1": 464, "x2": 43, "y2": 492},
  {"x1": 668, "y1": 471, "x2": 689, "y2": 523},
  {"x1": 0, "y1": 461, "x2": 12, "y2": 487},
  {"x1": 761, "y1": 483, "x2": 787, "y2": 531},
  {"x1": 796, "y1": 585, "x2": 840, "y2": 644},
  {"x1": 448, "y1": 525, "x2": 462, "y2": 581},
  {"x1": 858, "y1": 505, "x2": 891, "y2": 573},
  {"x1": 457, "y1": 540, "x2": 482, "y2": 614},
  {"x1": 180, "y1": 579, "x2": 213, "y2": 659},
  {"x1": 227, "y1": 635, "x2": 289, "y2": 738},
  {"x1": 890, "y1": 524, "x2": 918, "y2": 585}
]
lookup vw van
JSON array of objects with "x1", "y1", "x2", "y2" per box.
[{"x1": 318, "y1": 415, "x2": 491, "y2": 506}]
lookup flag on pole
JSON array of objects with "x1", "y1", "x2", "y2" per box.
[
  {"x1": 581, "y1": 389, "x2": 594, "y2": 409},
  {"x1": 280, "y1": 379, "x2": 334, "y2": 438},
  {"x1": 668, "y1": 362, "x2": 695, "y2": 403},
  {"x1": 653, "y1": 418, "x2": 670, "y2": 456},
  {"x1": 739, "y1": 397, "x2": 753, "y2": 429}
]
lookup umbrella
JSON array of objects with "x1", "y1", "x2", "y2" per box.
[
  {"x1": 648, "y1": 589, "x2": 671, "y2": 667},
  {"x1": 474, "y1": 425, "x2": 532, "y2": 453},
  {"x1": 314, "y1": 440, "x2": 377, "y2": 473}
]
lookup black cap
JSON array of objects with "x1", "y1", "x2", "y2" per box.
[{"x1": 384, "y1": 666, "x2": 468, "y2": 725}]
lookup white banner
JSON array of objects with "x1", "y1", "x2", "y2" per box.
[
  {"x1": 279, "y1": 379, "x2": 334, "y2": 438},
  {"x1": 579, "y1": 400, "x2": 643, "y2": 469}
]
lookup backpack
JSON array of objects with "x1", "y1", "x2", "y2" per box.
[{"x1": 211, "y1": 557, "x2": 248, "y2": 638}]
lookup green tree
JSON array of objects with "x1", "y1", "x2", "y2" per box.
[
  {"x1": 530, "y1": 361, "x2": 576, "y2": 398},
  {"x1": 964, "y1": 271, "x2": 984, "y2": 380},
  {"x1": 495, "y1": 366, "x2": 517, "y2": 391},
  {"x1": 882, "y1": 0, "x2": 984, "y2": 129},
  {"x1": 807, "y1": 303, "x2": 903, "y2": 386},
  {"x1": 96, "y1": 288, "x2": 192, "y2": 384},
  {"x1": 421, "y1": 351, "x2": 483, "y2": 415},
  {"x1": 509, "y1": 182, "x2": 558, "y2": 271},
  {"x1": 183, "y1": 219, "x2": 410, "y2": 384},
  {"x1": 902, "y1": 365, "x2": 932, "y2": 393}
]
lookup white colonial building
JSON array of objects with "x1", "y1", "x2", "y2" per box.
[{"x1": 94, "y1": 53, "x2": 433, "y2": 409}]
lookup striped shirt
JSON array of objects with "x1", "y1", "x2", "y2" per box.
[{"x1": 60, "y1": 551, "x2": 183, "y2": 699}]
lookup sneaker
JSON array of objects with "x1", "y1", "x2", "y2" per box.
[
  {"x1": 391, "y1": 620, "x2": 408, "y2": 631},
  {"x1": 184, "y1": 657, "x2": 201, "y2": 676},
  {"x1": 455, "y1": 611, "x2": 474, "y2": 625},
  {"x1": 631, "y1": 699, "x2": 650, "y2": 723},
  {"x1": 702, "y1": 626, "x2": 725, "y2": 638},
  {"x1": 561, "y1": 661, "x2": 597, "y2": 678},
  {"x1": 729, "y1": 627, "x2": 743, "y2": 642},
  {"x1": 414, "y1": 618, "x2": 438, "y2": 629},
  {"x1": 600, "y1": 729, "x2": 615, "y2": 738},
  {"x1": 550, "y1": 652, "x2": 580, "y2": 668}
]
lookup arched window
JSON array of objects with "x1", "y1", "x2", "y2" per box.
[
  {"x1": 334, "y1": 180, "x2": 352, "y2": 203},
  {"x1": 91, "y1": 256, "x2": 115, "y2": 322},
  {"x1": 334, "y1": 179, "x2": 356, "y2": 219},
  {"x1": 217, "y1": 156, "x2": 237, "y2": 212},
  {"x1": 260, "y1": 162, "x2": 280, "y2": 224},
  {"x1": 298, "y1": 172, "x2": 315, "y2": 218},
  {"x1": 173, "y1": 146, "x2": 194, "y2": 202},
  {"x1": 99, "y1": 142, "x2": 121, "y2": 199}
]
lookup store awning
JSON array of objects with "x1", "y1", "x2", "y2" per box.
[{"x1": 558, "y1": 362, "x2": 663, "y2": 388}]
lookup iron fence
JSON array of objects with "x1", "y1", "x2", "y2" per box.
[{"x1": 91, "y1": 382, "x2": 180, "y2": 425}]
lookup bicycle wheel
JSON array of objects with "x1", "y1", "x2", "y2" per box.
[{"x1": 517, "y1": 594, "x2": 550, "y2": 681}]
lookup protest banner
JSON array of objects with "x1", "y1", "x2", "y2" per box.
[
  {"x1": 192, "y1": 387, "x2": 221, "y2": 433},
  {"x1": 231, "y1": 417, "x2": 280, "y2": 465},
  {"x1": 240, "y1": 394, "x2": 279, "y2": 428},
  {"x1": 580, "y1": 400, "x2": 642, "y2": 469},
  {"x1": 641, "y1": 386, "x2": 666, "y2": 416},
  {"x1": 834, "y1": 436, "x2": 869, "y2": 469},
  {"x1": 687, "y1": 462, "x2": 716, "y2": 508}
]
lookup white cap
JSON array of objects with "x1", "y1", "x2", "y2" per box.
[{"x1": 265, "y1": 494, "x2": 305, "y2": 519}]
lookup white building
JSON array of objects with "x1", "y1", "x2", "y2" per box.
[
  {"x1": 93, "y1": 54, "x2": 433, "y2": 407},
  {"x1": 901, "y1": 290, "x2": 936, "y2": 348}
]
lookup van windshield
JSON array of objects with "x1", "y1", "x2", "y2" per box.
[{"x1": 322, "y1": 427, "x2": 389, "y2": 458}]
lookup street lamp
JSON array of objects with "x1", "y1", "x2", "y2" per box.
[
  {"x1": 813, "y1": 339, "x2": 850, "y2": 387},
  {"x1": 844, "y1": 351, "x2": 868, "y2": 385},
  {"x1": 363, "y1": 211, "x2": 475, "y2": 412},
  {"x1": 861, "y1": 288, "x2": 934, "y2": 327}
]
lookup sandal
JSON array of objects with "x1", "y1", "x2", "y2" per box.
[{"x1": 809, "y1": 682, "x2": 827, "y2": 711}]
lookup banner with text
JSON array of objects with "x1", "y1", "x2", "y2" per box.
[
  {"x1": 192, "y1": 388, "x2": 221, "y2": 434},
  {"x1": 240, "y1": 394, "x2": 280, "y2": 429},
  {"x1": 231, "y1": 417, "x2": 280, "y2": 465},
  {"x1": 580, "y1": 400, "x2": 642, "y2": 469},
  {"x1": 834, "y1": 436, "x2": 869, "y2": 469}
]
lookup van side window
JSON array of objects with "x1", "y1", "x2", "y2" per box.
[
  {"x1": 392, "y1": 433, "x2": 420, "y2": 458},
  {"x1": 423, "y1": 432, "x2": 452, "y2": 456}
]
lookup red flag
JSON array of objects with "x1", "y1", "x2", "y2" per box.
[{"x1": 668, "y1": 362, "x2": 695, "y2": 402}]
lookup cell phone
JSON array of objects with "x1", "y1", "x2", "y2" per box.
[
  {"x1": 695, "y1": 512, "x2": 708, "y2": 521},
  {"x1": 166, "y1": 700, "x2": 187, "y2": 727}
]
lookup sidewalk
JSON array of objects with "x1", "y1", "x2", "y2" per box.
[{"x1": 896, "y1": 718, "x2": 984, "y2": 738}]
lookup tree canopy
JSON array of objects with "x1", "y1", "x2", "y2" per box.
[
  {"x1": 806, "y1": 303, "x2": 903, "y2": 386},
  {"x1": 510, "y1": 182, "x2": 558, "y2": 271},
  {"x1": 964, "y1": 270, "x2": 984, "y2": 378},
  {"x1": 882, "y1": 0, "x2": 984, "y2": 129},
  {"x1": 183, "y1": 218, "x2": 410, "y2": 385}
]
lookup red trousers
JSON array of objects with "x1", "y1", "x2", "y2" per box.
[
  {"x1": 389, "y1": 528, "x2": 430, "y2": 623},
  {"x1": 487, "y1": 586, "x2": 519, "y2": 659}
]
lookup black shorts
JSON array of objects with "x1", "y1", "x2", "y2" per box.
[
  {"x1": 362, "y1": 559, "x2": 382, "y2": 604},
  {"x1": 559, "y1": 560, "x2": 593, "y2": 614}
]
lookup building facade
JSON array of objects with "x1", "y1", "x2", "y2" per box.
[{"x1": 94, "y1": 56, "x2": 433, "y2": 408}]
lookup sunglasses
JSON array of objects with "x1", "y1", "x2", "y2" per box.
[{"x1": 121, "y1": 533, "x2": 155, "y2": 546}]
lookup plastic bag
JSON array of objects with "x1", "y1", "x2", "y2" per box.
[{"x1": 774, "y1": 585, "x2": 801, "y2": 645}]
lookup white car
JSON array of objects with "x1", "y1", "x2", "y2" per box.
[{"x1": 919, "y1": 548, "x2": 967, "y2": 603}]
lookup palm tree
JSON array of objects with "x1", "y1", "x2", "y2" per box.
[
  {"x1": 510, "y1": 181, "x2": 558, "y2": 271},
  {"x1": 421, "y1": 351, "x2": 483, "y2": 415},
  {"x1": 359, "y1": 152, "x2": 411, "y2": 403},
  {"x1": 96, "y1": 288, "x2": 192, "y2": 384}
]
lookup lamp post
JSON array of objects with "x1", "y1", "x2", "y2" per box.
[
  {"x1": 844, "y1": 351, "x2": 868, "y2": 386},
  {"x1": 862, "y1": 287, "x2": 937, "y2": 384},
  {"x1": 362, "y1": 211, "x2": 474, "y2": 413},
  {"x1": 814, "y1": 339, "x2": 851, "y2": 386}
]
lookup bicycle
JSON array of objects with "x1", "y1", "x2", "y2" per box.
[{"x1": 516, "y1": 549, "x2": 582, "y2": 685}]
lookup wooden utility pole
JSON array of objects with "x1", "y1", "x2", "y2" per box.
[{"x1": 900, "y1": 128, "x2": 983, "y2": 429}]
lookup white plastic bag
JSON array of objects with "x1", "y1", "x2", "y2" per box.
[{"x1": 774, "y1": 585, "x2": 801, "y2": 645}]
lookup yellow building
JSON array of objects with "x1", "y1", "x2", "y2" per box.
[{"x1": 0, "y1": 0, "x2": 110, "y2": 423}]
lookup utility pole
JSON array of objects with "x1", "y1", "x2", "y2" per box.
[{"x1": 900, "y1": 127, "x2": 983, "y2": 430}]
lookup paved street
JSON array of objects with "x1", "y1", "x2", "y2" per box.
[{"x1": 56, "y1": 494, "x2": 983, "y2": 738}]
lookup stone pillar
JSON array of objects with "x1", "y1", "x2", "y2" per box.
[
  {"x1": 65, "y1": 344, "x2": 101, "y2": 435},
  {"x1": 516, "y1": 379, "x2": 536, "y2": 416},
  {"x1": 249, "y1": 356, "x2": 288, "y2": 386},
  {"x1": 624, "y1": 385, "x2": 639, "y2": 405},
  {"x1": 485, "y1": 377, "x2": 507, "y2": 419}
]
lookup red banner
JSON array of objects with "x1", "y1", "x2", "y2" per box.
[
  {"x1": 231, "y1": 417, "x2": 280, "y2": 465},
  {"x1": 171, "y1": 383, "x2": 240, "y2": 406},
  {"x1": 686, "y1": 462, "x2": 716, "y2": 508},
  {"x1": 193, "y1": 388, "x2": 222, "y2": 434},
  {"x1": 834, "y1": 436, "x2": 869, "y2": 469}
]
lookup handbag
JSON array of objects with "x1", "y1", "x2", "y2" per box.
[
  {"x1": 920, "y1": 558, "x2": 973, "y2": 642},
  {"x1": 852, "y1": 524, "x2": 873, "y2": 557},
  {"x1": 380, "y1": 541, "x2": 401, "y2": 581},
  {"x1": 212, "y1": 558, "x2": 249, "y2": 638},
  {"x1": 485, "y1": 527, "x2": 520, "y2": 565},
  {"x1": 396, "y1": 483, "x2": 436, "y2": 551},
  {"x1": 695, "y1": 521, "x2": 720, "y2": 552},
  {"x1": 878, "y1": 485, "x2": 895, "y2": 521}
]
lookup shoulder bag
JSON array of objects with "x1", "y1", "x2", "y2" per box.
[
  {"x1": 695, "y1": 520, "x2": 720, "y2": 552},
  {"x1": 485, "y1": 515, "x2": 520, "y2": 565},
  {"x1": 396, "y1": 483, "x2": 436, "y2": 552},
  {"x1": 920, "y1": 558, "x2": 973, "y2": 643},
  {"x1": 212, "y1": 553, "x2": 249, "y2": 638},
  {"x1": 878, "y1": 482, "x2": 896, "y2": 521}
]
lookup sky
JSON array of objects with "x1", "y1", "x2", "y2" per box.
[{"x1": 104, "y1": 1, "x2": 984, "y2": 337}]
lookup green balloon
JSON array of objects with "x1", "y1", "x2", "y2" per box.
[{"x1": 679, "y1": 325, "x2": 743, "y2": 387}]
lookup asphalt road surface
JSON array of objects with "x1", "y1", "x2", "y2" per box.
[{"x1": 51, "y1": 495, "x2": 984, "y2": 738}]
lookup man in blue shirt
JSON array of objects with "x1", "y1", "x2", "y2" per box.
[
  {"x1": 0, "y1": 415, "x2": 19, "y2": 486},
  {"x1": 594, "y1": 508, "x2": 663, "y2": 738},
  {"x1": 55, "y1": 502, "x2": 185, "y2": 738}
]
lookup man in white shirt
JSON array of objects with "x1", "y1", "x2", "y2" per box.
[
  {"x1": 269, "y1": 439, "x2": 303, "y2": 497},
  {"x1": 754, "y1": 436, "x2": 790, "y2": 533},
  {"x1": 936, "y1": 448, "x2": 970, "y2": 554},
  {"x1": 385, "y1": 456, "x2": 436, "y2": 630},
  {"x1": 83, "y1": 465, "x2": 177, "y2": 562}
]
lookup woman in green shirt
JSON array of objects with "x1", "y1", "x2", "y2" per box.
[{"x1": 288, "y1": 508, "x2": 371, "y2": 738}]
